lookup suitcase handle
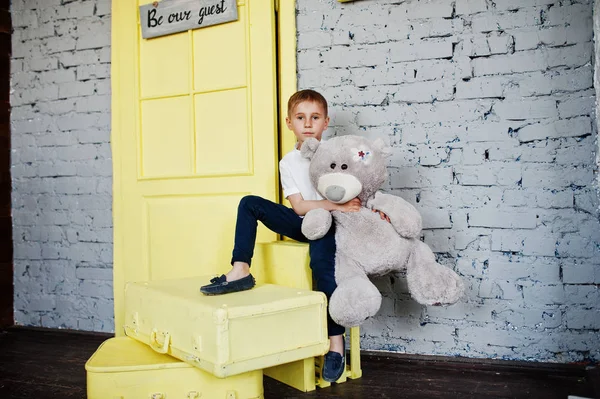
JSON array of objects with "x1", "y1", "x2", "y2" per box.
[{"x1": 149, "y1": 329, "x2": 171, "y2": 354}]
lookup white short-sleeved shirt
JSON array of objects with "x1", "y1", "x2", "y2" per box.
[{"x1": 279, "y1": 147, "x2": 323, "y2": 201}]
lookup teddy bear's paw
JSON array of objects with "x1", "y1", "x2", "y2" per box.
[
  {"x1": 396, "y1": 224, "x2": 422, "y2": 239},
  {"x1": 330, "y1": 279, "x2": 382, "y2": 328},
  {"x1": 407, "y1": 262, "x2": 465, "y2": 306},
  {"x1": 301, "y1": 208, "x2": 332, "y2": 240}
]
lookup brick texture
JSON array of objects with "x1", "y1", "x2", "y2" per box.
[
  {"x1": 0, "y1": 0, "x2": 11, "y2": 328},
  {"x1": 10, "y1": 0, "x2": 113, "y2": 332},
  {"x1": 297, "y1": 0, "x2": 599, "y2": 362}
]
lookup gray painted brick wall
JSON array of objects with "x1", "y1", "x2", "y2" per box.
[
  {"x1": 9, "y1": 0, "x2": 600, "y2": 363},
  {"x1": 10, "y1": 0, "x2": 113, "y2": 332},
  {"x1": 297, "y1": 0, "x2": 600, "y2": 362},
  {"x1": 596, "y1": 0, "x2": 600, "y2": 189}
]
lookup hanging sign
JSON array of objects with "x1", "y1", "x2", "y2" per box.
[{"x1": 140, "y1": 0, "x2": 238, "y2": 39}]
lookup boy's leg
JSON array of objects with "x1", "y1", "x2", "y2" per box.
[
  {"x1": 309, "y1": 224, "x2": 346, "y2": 382},
  {"x1": 308, "y1": 223, "x2": 344, "y2": 336},
  {"x1": 201, "y1": 195, "x2": 306, "y2": 295},
  {"x1": 231, "y1": 195, "x2": 306, "y2": 266}
]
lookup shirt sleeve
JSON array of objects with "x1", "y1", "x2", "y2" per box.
[{"x1": 279, "y1": 159, "x2": 300, "y2": 199}]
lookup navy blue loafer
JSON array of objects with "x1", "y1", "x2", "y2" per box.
[
  {"x1": 200, "y1": 274, "x2": 256, "y2": 295},
  {"x1": 322, "y1": 342, "x2": 345, "y2": 382}
]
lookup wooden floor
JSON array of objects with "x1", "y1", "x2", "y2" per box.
[{"x1": 0, "y1": 327, "x2": 598, "y2": 399}]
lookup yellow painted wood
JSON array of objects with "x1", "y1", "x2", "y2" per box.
[
  {"x1": 263, "y1": 358, "x2": 316, "y2": 392},
  {"x1": 278, "y1": 0, "x2": 298, "y2": 211},
  {"x1": 141, "y1": 97, "x2": 191, "y2": 177},
  {"x1": 277, "y1": 0, "x2": 298, "y2": 159},
  {"x1": 86, "y1": 337, "x2": 264, "y2": 399},
  {"x1": 192, "y1": 16, "x2": 247, "y2": 92},
  {"x1": 252, "y1": 241, "x2": 312, "y2": 289},
  {"x1": 349, "y1": 326, "x2": 363, "y2": 379},
  {"x1": 112, "y1": 0, "x2": 279, "y2": 334},
  {"x1": 139, "y1": 31, "x2": 189, "y2": 98}
]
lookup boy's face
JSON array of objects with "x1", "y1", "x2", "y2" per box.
[{"x1": 286, "y1": 100, "x2": 330, "y2": 148}]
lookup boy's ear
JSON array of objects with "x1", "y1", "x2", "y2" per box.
[
  {"x1": 301, "y1": 138, "x2": 320, "y2": 160},
  {"x1": 373, "y1": 138, "x2": 392, "y2": 158}
]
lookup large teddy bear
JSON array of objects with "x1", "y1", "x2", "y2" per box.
[{"x1": 301, "y1": 135, "x2": 464, "y2": 328}]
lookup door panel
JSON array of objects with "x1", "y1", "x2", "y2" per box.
[
  {"x1": 141, "y1": 97, "x2": 192, "y2": 177},
  {"x1": 112, "y1": 0, "x2": 279, "y2": 333},
  {"x1": 140, "y1": 32, "x2": 190, "y2": 98},
  {"x1": 144, "y1": 194, "x2": 244, "y2": 281},
  {"x1": 193, "y1": 11, "x2": 248, "y2": 91},
  {"x1": 195, "y1": 88, "x2": 251, "y2": 175}
]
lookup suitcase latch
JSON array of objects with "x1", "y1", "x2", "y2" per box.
[
  {"x1": 193, "y1": 335, "x2": 203, "y2": 353},
  {"x1": 131, "y1": 312, "x2": 139, "y2": 334}
]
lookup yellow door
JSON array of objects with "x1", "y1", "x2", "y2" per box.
[{"x1": 111, "y1": 0, "x2": 279, "y2": 333}]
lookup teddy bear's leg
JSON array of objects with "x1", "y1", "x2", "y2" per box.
[
  {"x1": 329, "y1": 254, "x2": 382, "y2": 328},
  {"x1": 406, "y1": 240, "x2": 464, "y2": 306}
]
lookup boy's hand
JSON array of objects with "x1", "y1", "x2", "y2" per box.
[
  {"x1": 338, "y1": 198, "x2": 361, "y2": 212},
  {"x1": 372, "y1": 209, "x2": 391, "y2": 223}
]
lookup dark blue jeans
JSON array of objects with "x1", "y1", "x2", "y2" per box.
[{"x1": 231, "y1": 195, "x2": 345, "y2": 336}]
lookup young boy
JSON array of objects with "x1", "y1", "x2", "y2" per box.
[{"x1": 200, "y1": 89, "x2": 359, "y2": 382}]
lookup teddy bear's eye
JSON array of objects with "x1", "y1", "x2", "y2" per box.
[
  {"x1": 341, "y1": 164, "x2": 348, "y2": 170},
  {"x1": 330, "y1": 163, "x2": 336, "y2": 169}
]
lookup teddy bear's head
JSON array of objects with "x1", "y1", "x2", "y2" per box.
[{"x1": 301, "y1": 135, "x2": 391, "y2": 204}]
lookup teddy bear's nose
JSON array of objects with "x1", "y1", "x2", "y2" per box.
[{"x1": 325, "y1": 185, "x2": 346, "y2": 202}]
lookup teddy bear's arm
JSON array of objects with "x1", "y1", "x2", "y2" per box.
[
  {"x1": 301, "y1": 208, "x2": 333, "y2": 240},
  {"x1": 367, "y1": 191, "x2": 422, "y2": 238}
]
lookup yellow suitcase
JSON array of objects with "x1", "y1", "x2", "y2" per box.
[
  {"x1": 85, "y1": 337, "x2": 263, "y2": 399},
  {"x1": 124, "y1": 276, "x2": 329, "y2": 378}
]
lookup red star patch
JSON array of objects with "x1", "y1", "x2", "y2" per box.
[{"x1": 358, "y1": 150, "x2": 365, "y2": 158}]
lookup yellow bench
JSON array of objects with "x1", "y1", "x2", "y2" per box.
[{"x1": 252, "y1": 241, "x2": 362, "y2": 391}]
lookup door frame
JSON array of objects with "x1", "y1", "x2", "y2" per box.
[{"x1": 277, "y1": 0, "x2": 297, "y2": 159}]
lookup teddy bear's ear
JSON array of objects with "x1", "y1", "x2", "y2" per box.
[
  {"x1": 301, "y1": 138, "x2": 321, "y2": 160},
  {"x1": 373, "y1": 138, "x2": 392, "y2": 158}
]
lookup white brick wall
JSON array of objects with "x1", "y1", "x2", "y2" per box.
[
  {"x1": 297, "y1": 0, "x2": 599, "y2": 362},
  {"x1": 10, "y1": 0, "x2": 113, "y2": 332}
]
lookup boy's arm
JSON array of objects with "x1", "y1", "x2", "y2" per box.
[{"x1": 287, "y1": 193, "x2": 361, "y2": 216}]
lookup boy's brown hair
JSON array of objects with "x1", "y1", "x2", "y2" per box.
[{"x1": 287, "y1": 89, "x2": 328, "y2": 117}]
